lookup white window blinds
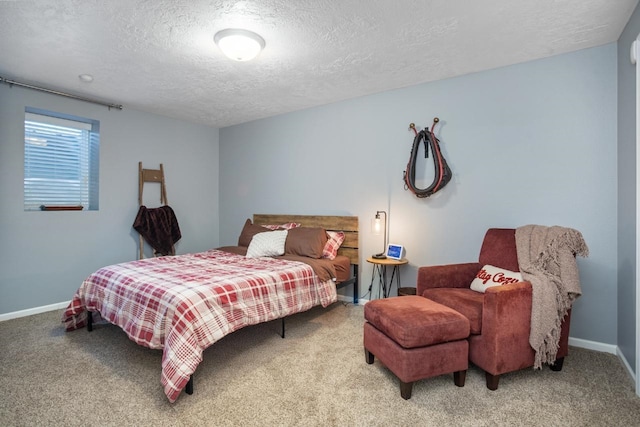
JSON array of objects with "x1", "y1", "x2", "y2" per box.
[{"x1": 24, "y1": 109, "x2": 100, "y2": 211}]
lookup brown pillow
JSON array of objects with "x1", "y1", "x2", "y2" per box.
[
  {"x1": 238, "y1": 219, "x2": 275, "y2": 247},
  {"x1": 284, "y1": 227, "x2": 328, "y2": 259}
]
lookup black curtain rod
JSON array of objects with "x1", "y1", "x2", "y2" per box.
[{"x1": 0, "y1": 76, "x2": 123, "y2": 110}]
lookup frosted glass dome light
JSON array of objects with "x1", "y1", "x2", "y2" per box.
[{"x1": 214, "y1": 29, "x2": 265, "y2": 62}]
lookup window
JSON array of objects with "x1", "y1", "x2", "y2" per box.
[{"x1": 24, "y1": 108, "x2": 100, "y2": 211}]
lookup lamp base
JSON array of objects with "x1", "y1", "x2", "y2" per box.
[{"x1": 372, "y1": 253, "x2": 387, "y2": 260}]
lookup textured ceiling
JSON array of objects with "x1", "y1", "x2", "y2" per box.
[{"x1": 0, "y1": 0, "x2": 637, "y2": 128}]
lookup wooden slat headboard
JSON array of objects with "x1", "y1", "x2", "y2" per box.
[{"x1": 253, "y1": 214, "x2": 359, "y2": 265}]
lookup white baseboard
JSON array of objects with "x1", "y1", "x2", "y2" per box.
[
  {"x1": 7, "y1": 297, "x2": 364, "y2": 320},
  {"x1": 559, "y1": 337, "x2": 636, "y2": 383},
  {"x1": 568, "y1": 336, "x2": 617, "y2": 354},
  {"x1": 616, "y1": 347, "x2": 637, "y2": 383},
  {"x1": 0, "y1": 301, "x2": 70, "y2": 322}
]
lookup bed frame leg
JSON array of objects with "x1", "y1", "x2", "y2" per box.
[
  {"x1": 87, "y1": 311, "x2": 93, "y2": 332},
  {"x1": 185, "y1": 375, "x2": 193, "y2": 395},
  {"x1": 352, "y1": 264, "x2": 359, "y2": 305},
  {"x1": 280, "y1": 317, "x2": 285, "y2": 339}
]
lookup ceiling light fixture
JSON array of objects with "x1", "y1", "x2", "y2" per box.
[
  {"x1": 78, "y1": 74, "x2": 94, "y2": 82},
  {"x1": 214, "y1": 28, "x2": 265, "y2": 62}
]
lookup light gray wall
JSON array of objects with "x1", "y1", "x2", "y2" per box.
[
  {"x1": 220, "y1": 44, "x2": 618, "y2": 345},
  {"x1": 0, "y1": 38, "x2": 624, "y2": 349},
  {"x1": 618, "y1": 2, "x2": 640, "y2": 372},
  {"x1": 0, "y1": 85, "x2": 220, "y2": 315}
]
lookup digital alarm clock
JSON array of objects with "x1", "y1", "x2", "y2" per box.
[{"x1": 386, "y1": 244, "x2": 405, "y2": 260}]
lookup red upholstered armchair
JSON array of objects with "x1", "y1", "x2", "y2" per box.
[{"x1": 417, "y1": 228, "x2": 571, "y2": 390}]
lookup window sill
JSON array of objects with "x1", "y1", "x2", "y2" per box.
[{"x1": 40, "y1": 205, "x2": 84, "y2": 211}]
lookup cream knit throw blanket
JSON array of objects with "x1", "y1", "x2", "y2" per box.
[{"x1": 515, "y1": 225, "x2": 589, "y2": 369}]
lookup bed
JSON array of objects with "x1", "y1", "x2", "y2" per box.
[{"x1": 62, "y1": 214, "x2": 359, "y2": 403}]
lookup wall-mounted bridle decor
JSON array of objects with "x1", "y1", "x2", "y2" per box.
[{"x1": 403, "y1": 117, "x2": 452, "y2": 198}]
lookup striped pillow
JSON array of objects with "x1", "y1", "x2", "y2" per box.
[{"x1": 246, "y1": 230, "x2": 288, "y2": 258}]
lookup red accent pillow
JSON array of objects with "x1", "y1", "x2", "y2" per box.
[
  {"x1": 261, "y1": 222, "x2": 301, "y2": 230},
  {"x1": 323, "y1": 231, "x2": 345, "y2": 260}
]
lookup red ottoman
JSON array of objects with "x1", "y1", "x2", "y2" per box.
[{"x1": 364, "y1": 295, "x2": 470, "y2": 399}]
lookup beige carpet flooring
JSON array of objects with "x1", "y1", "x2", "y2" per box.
[{"x1": 1, "y1": 302, "x2": 639, "y2": 426}]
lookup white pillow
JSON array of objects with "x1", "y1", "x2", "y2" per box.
[
  {"x1": 246, "y1": 230, "x2": 288, "y2": 258},
  {"x1": 470, "y1": 264, "x2": 523, "y2": 293}
]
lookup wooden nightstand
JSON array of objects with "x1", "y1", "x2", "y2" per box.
[{"x1": 366, "y1": 256, "x2": 409, "y2": 299}]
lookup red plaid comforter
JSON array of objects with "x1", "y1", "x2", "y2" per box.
[{"x1": 62, "y1": 249, "x2": 338, "y2": 402}]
